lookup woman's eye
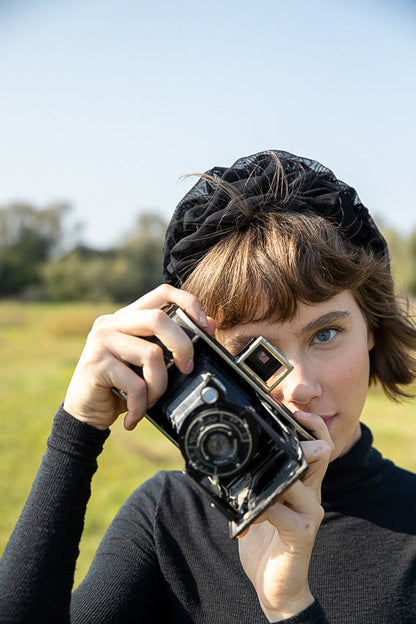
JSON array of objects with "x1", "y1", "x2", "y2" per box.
[{"x1": 312, "y1": 328, "x2": 338, "y2": 344}]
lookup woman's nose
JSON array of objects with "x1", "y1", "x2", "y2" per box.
[{"x1": 273, "y1": 361, "x2": 322, "y2": 408}]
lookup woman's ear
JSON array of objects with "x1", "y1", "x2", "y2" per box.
[{"x1": 368, "y1": 329, "x2": 375, "y2": 351}]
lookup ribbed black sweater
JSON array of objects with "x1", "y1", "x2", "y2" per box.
[{"x1": 1, "y1": 406, "x2": 416, "y2": 623}]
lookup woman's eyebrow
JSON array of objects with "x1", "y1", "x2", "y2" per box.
[
  {"x1": 223, "y1": 310, "x2": 351, "y2": 350},
  {"x1": 299, "y1": 310, "x2": 351, "y2": 335}
]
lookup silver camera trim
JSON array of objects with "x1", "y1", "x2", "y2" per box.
[
  {"x1": 235, "y1": 336, "x2": 294, "y2": 392},
  {"x1": 171, "y1": 306, "x2": 314, "y2": 443}
]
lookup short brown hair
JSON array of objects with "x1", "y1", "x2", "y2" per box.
[{"x1": 182, "y1": 210, "x2": 416, "y2": 399}]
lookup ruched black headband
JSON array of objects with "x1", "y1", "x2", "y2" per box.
[{"x1": 162, "y1": 150, "x2": 388, "y2": 287}]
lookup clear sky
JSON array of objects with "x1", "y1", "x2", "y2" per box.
[{"x1": 1, "y1": 0, "x2": 415, "y2": 247}]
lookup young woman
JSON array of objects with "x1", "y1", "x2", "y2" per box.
[{"x1": 1, "y1": 151, "x2": 416, "y2": 623}]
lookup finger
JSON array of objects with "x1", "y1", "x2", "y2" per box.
[
  {"x1": 301, "y1": 439, "x2": 333, "y2": 488},
  {"x1": 250, "y1": 479, "x2": 319, "y2": 528},
  {"x1": 107, "y1": 361, "x2": 149, "y2": 430},
  {"x1": 125, "y1": 340, "x2": 169, "y2": 410},
  {"x1": 264, "y1": 482, "x2": 324, "y2": 539},
  {"x1": 64, "y1": 352, "x2": 149, "y2": 430},
  {"x1": 292, "y1": 412, "x2": 333, "y2": 498},
  {"x1": 95, "y1": 330, "x2": 169, "y2": 403},
  {"x1": 94, "y1": 309, "x2": 195, "y2": 376},
  {"x1": 206, "y1": 316, "x2": 217, "y2": 336},
  {"x1": 119, "y1": 284, "x2": 209, "y2": 329},
  {"x1": 241, "y1": 494, "x2": 323, "y2": 553},
  {"x1": 293, "y1": 411, "x2": 333, "y2": 447}
]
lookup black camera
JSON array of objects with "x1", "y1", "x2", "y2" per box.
[{"x1": 115, "y1": 305, "x2": 313, "y2": 538}]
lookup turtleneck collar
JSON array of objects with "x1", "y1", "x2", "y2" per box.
[{"x1": 321, "y1": 422, "x2": 393, "y2": 506}]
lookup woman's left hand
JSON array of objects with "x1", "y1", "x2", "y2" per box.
[{"x1": 237, "y1": 411, "x2": 333, "y2": 622}]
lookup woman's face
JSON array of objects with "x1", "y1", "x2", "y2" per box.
[{"x1": 217, "y1": 290, "x2": 374, "y2": 461}]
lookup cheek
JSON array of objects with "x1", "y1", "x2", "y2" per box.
[{"x1": 325, "y1": 345, "x2": 371, "y2": 409}]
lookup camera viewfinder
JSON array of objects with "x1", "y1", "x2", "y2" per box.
[{"x1": 235, "y1": 337, "x2": 293, "y2": 392}]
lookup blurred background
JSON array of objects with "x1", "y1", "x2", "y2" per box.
[
  {"x1": 1, "y1": 0, "x2": 416, "y2": 300},
  {"x1": 1, "y1": 0, "x2": 415, "y2": 584}
]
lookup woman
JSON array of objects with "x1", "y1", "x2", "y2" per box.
[{"x1": 1, "y1": 150, "x2": 416, "y2": 623}]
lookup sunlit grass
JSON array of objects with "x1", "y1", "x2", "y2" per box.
[
  {"x1": 362, "y1": 386, "x2": 416, "y2": 470},
  {"x1": 0, "y1": 301, "x2": 182, "y2": 585},
  {"x1": 0, "y1": 300, "x2": 415, "y2": 585}
]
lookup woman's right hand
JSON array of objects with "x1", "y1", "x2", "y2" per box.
[
  {"x1": 237, "y1": 411, "x2": 333, "y2": 621},
  {"x1": 63, "y1": 285, "x2": 212, "y2": 431}
]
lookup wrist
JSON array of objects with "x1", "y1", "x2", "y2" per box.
[
  {"x1": 261, "y1": 589, "x2": 314, "y2": 622},
  {"x1": 63, "y1": 388, "x2": 116, "y2": 430},
  {"x1": 55, "y1": 404, "x2": 111, "y2": 447},
  {"x1": 63, "y1": 402, "x2": 107, "y2": 431}
]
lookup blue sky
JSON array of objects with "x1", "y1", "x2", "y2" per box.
[{"x1": 1, "y1": 0, "x2": 415, "y2": 247}]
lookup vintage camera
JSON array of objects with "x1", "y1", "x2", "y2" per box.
[{"x1": 115, "y1": 305, "x2": 313, "y2": 538}]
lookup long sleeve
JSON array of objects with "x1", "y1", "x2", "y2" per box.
[
  {"x1": 0, "y1": 406, "x2": 109, "y2": 623},
  {"x1": 72, "y1": 469, "x2": 329, "y2": 624},
  {"x1": 4, "y1": 414, "x2": 413, "y2": 623},
  {"x1": 272, "y1": 601, "x2": 328, "y2": 624}
]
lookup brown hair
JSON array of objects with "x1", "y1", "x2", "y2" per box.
[{"x1": 182, "y1": 210, "x2": 416, "y2": 400}]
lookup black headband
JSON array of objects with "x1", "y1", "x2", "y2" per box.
[{"x1": 162, "y1": 150, "x2": 388, "y2": 287}]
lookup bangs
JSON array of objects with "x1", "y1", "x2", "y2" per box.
[
  {"x1": 178, "y1": 186, "x2": 416, "y2": 401},
  {"x1": 182, "y1": 212, "x2": 372, "y2": 329}
]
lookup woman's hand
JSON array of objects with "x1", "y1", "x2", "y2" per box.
[
  {"x1": 237, "y1": 411, "x2": 333, "y2": 622},
  {"x1": 64, "y1": 285, "x2": 213, "y2": 431}
]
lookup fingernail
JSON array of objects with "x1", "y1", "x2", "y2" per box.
[
  {"x1": 199, "y1": 311, "x2": 208, "y2": 327},
  {"x1": 236, "y1": 527, "x2": 250, "y2": 539},
  {"x1": 184, "y1": 358, "x2": 194, "y2": 374}
]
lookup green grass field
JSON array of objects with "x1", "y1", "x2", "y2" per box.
[{"x1": 1, "y1": 300, "x2": 415, "y2": 586}]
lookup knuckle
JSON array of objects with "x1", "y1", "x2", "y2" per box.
[
  {"x1": 322, "y1": 438, "x2": 334, "y2": 456},
  {"x1": 125, "y1": 376, "x2": 146, "y2": 403},
  {"x1": 313, "y1": 439, "x2": 333, "y2": 459},
  {"x1": 302, "y1": 505, "x2": 324, "y2": 538},
  {"x1": 130, "y1": 375, "x2": 147, "y2": 395},
  {"x1": 145, "y1": 342, "x2": 164, "y2": 364},
  {"x1": 157, "y1": 284, "x2": 201, "y2": 308},
  {"x1": 147, "y1": 307, "x2": 168, "y2": 327},
  {"x1": 315, "y1": 503, "x2": 325, "y2": 524},
  {"x1": 91, "y1": 314, "x2": 113, "y2": 332},
  {"x1": 154, "y1": 283, "x2": 174, "y2": 299},
  {"x1": 183, "y1": 291, "x2": 200, "y2": 306},
  {"x1": 185, "y1": 295, "x2": 204, "y2": 315}
]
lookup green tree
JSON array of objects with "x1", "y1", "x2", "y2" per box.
[
  {"x1": 42, "y1": 213, "x2": 167, "y2": 302},
  {"x1": 407, "y1": 229, "x2": 416, "y2": 297},
  {"x1": 117, "y1": 213, "x2": 167, "y2": 297},
  {"x1": 383, "y1": 227, "x2": 416, "y2": 296},
  {"x1": 0, "y1": 202, "x2": 71, "y2": 297}
]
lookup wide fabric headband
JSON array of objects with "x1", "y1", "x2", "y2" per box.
[{"x1": 162, "y1": 150, "x2": 388, "y2": 287}]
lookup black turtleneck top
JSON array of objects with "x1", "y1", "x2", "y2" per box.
[{"x1": 1, "y1": 406, "x2": 416, "y2": 623}]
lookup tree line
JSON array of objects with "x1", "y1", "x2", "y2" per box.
[
  {"x1": 0, "y1": 202, "x2": 415, "y2": 302},
  {"x1": 0, "y1": 203, "x2": 166, "y2": 302}
]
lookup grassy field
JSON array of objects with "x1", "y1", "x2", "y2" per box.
[{"x1": 1, "y1": 300, "x2": 415, "y2": 586}]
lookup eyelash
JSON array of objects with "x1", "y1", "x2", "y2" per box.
[{"x1": 311, "y1": 327, "x2": 341, "y2": 345}]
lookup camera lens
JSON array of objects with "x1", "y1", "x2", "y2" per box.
[
  {"x1": 183, "y1": 409, "x2": 256, "y2": 477},
  {"x1": 200, "y1": 426, "x2": 238, "y2": 465}
]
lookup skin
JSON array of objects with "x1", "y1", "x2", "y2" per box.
[
  {"x1": 219, "y1": 290, "x2": 374, "y2": 620},
  {"x1": 64, "y1": 285, "x2": 215, "y2": 431},
  {"x1": 218, "y1": 290, "x2": 375, "y2": 462},
  {"x1": 64, "y1": 286, "x2": 374, "y2": 622}
]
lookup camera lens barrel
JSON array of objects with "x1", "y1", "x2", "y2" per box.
[{"x1": 183, "y1": 408, "x2": 256, "y2": 477}]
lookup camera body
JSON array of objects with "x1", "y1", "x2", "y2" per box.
[{"x1": 121, "y1": 305, "x2": 314, "y2": 538}]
